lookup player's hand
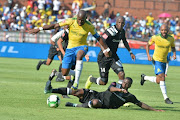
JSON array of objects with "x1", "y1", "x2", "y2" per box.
[
  {"x1": 172, "y1": 54, "x2": 176, "y2": 60},
  {"x1": 104, "y1": 51, "x2": 112, "y2": 58},
  {"x1": 28, "y1": 28, "x2": 40, "y2": 35},
  {"x1": 155, "y1": 109, "x2": 165, "y2": 112},
  {"x1": 121, "y1": 89, "x2": 128, "y2": 93},
  {"x1": 130, "y1": 53, "x2": 136, "y2": 61},
  {"x1": 85, "y1": 55, "x2": 90, "y2": 62},
  {"x1": 56, "y1": 48, "x2": 60, "y2": 51},
  {"x1": 147, "y1": 55, "x2": 152, "y2": 61}
]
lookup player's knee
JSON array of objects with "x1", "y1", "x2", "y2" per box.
[{"x1": 100, "y1": 78, "x2": 108, "y2": 85}]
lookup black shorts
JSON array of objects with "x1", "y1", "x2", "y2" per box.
[
  {"x1": 79, "y1": 89, "x2": 100, "y2": 103},
  {"x1": 97, "y1": 54, "x2": 124, "y2": 82},
  {"x1": 48, "y1": 47, "x2": 63, "y2": 60}
]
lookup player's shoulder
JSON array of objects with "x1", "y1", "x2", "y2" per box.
[{"x1": 106, "y1": 25, "x2": 119, "y2": 36}]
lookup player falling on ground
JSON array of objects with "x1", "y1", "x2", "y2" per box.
[
  {"x1": 36, "y1": 26, "x2": 69, "y2": 71},
  {"x1": 29, "y1": 10, "x2": 111, "y2": 90},
  {"x1": 141, "y1": 24, "x2": 176, "y2": 104},
  {"x1": 44, "y1": 76, "x2": 164, "y2": 111},
  {"x1": 85, "y1": 16, "x2": 135, "y2": 89}
]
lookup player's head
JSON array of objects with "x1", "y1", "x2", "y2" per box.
[
  {"x1": 160, "y1": 24, "x2": 169, "y2": 38},
  {"x1": 122, "y1": 77, "x2": 133, "y2": 89},
  {"x1": 116, "y1": 16, "x2": 125, "y2": 30},
  {"x1": 77, "y1": 10, "x2": 87, "y2": 26}
]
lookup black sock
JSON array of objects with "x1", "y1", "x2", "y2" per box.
[
  {"x1": 42, "y1": 61, "x2": 47, "y2": 65},
  {"x1": 67, "y1": 79, "x2": 75, "y2": 88},
  {"x1": 90, "y1": 77, "x2": 97, "y2": 83},
  {"x1": 52, "y1": 87, "x2": 68, "y2": 95},
  {"x1": 59, "y1": 63, "x2": 62, "y2": 72}
]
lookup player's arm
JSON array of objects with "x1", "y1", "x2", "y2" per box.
[
  {"x1": 57, "y1": 37, "x2": 65, "y2": 56},
  {"x1": 122, "y1": 37, "x2": 135, "y2": 61},
  {"x1": 28, "y1": 23, "x2": 60, "y2": 34},
  {"x1": 146, "y1": 36, "x2": 155, "y2": 61},
  {"x1": 90, "y1": 26, "x2": 111, "y2": 57},
  {"x1": 171, "y1": 47, "x2": 176, "y2": 60},
  {"x1": 108, "y1": 82, "x2": 127, "y2": 93},
  {"x1": 137, "y1": 102, "x2": 165, "y2": 112}
]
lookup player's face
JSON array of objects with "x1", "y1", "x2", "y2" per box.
[
  {"x1": 77, "y1": 16, "x2": 86, "y2": 26},
  {"x1": 122, "y1": 79, "x2": 131, "y2": 89},
  {"x1": 160, "y1": 26, "x2": 168, "y2": 38},
  {"x1": 116, "y1": 19, "x2": 125, "y2": 30}
]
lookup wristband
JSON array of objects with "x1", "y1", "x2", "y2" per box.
[
  {"x1": 129, "y1": 50, "x2": 133, "y2": 54},
  {"x1": 39, "y1": 27, "x2": 43, "y2": 31},
  {"x1": 103, "y1": 48, "x2": 110, "y2": 53}
]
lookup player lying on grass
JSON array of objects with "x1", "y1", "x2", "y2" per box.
[{"x1": 44, "y1": 77, "x2": 164, "y2": 111}]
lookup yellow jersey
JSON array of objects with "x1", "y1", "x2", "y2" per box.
[
  {"x1": 148, "y1": 34, "x2": 175, "y2": 63},
  {"x1": 59, "y1": 17, "x2": 96, "y2": 48}
]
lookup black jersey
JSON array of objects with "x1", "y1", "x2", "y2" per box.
[
  {"x1": 100, "y1": 25, "x2": 126, "y2": 61},
  {"x1": 100, "y1": 82, "x2": 140, "y2": 109}
]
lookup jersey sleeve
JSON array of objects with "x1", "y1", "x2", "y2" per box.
[
  {"x1": 59, "y1": 18, "x2": 73, "y2": 27},
  {"x1": 127, "y1": 94, "x2": 140, "y2": 105},
  {"x1": 51, "y1": 30, "x2": 65, "y2": 42},
  {"x1": 148, "y1": 35, "x2": 156, "y2": 45},
  {"x1": 171, "y1": 37, "x2": 175, "y2": 47},
  {"x1": 89, "y1": 24, "x2": 97, "y2": 35}
]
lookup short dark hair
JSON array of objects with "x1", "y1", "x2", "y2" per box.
[{"x1": 125, "y1": 77, "x2": 133, "y2": 84}]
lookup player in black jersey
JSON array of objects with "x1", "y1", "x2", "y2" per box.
[
  {"x1": 85, "y1": 16, "x2": 135, "y2": 89},
  {"x1": 44, "y1": 77, "x2": 164, "y2": 111},
  {"x1": 36, "y1": 27, "x2": 69, "y2": 71}
]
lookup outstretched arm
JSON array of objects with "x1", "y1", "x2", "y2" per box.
[
  {"x1": 137, "y1": 102, "x2": 165, "y2": 112},
  {"x1": 28, "y1": 23, "x2": 60, "y2": 34},
  {"x1": 171, "y1": 47, "x2": 176, "y2": 60},
  {"x1": 122, "y1": 38, "x2": 135, "y2": 61},
  {"x1": 146, "y1": 42, "x2": 152, "y2": 61}
]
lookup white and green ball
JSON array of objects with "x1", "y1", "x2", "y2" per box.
[{"x1": 47, "y1": 95, "x2": 60, "y2": 108}]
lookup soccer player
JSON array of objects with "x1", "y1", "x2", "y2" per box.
[
  {"x1": 29, "y1": 10, "x2": 110, "y2": 90},
  {"x1": 141, "y1": 24, "x2": 176, "y2": 104},
  {"x1": 44, "y1": 76, "x2": 164, "y2": 111},
  {"x1": 36, "y1": 26, "x2": 69, "y2": 71},
  {"x1": 85, "y1": 16, "x2": 135, "y2": 89}
]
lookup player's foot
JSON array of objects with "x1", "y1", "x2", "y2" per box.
[
  {"x1": 165, "y1": 98, "x2": 173, "y2": 104},
  {"x1": 140, "y1": 74, "x2": 146, "y2": 86},
  {"x1": 85, "y1": 75, "x2": 93, "y2": 89},
  {"x1": 71, "y1": 83, "x2": 78, "y2": 90},
  {"x1": 36, "y1": 60, "x2": 42, "y2": 70},
  {"x1": 44, "y1": 80, "x2": 52, "y2": 94},
  {"x1": 49, "y1": 69, "x2": 57, "y2": 81},
  {"x1": 56, "y1": 72, "x2": 65, "y2": 82},
  {"x1": 123, "y1": 103, "x2": 130, "y2": 107},
  {"x1": 62, "y1": 95, "x2": 71, "y2": 99},
  {"x1": 65, "y1": 102, "x2": 74, "y2": 107}
]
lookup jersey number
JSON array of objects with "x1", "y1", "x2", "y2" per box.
[{"x1": 100, "y1": 68, "x2": 105, "y2": 72}]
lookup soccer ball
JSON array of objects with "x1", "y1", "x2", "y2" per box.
[{"x1": 47, "y1": 95, "x2": 60, "y2": 108}]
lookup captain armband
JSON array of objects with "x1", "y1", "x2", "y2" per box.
[{"x1": 103, "y1": 47, "x2": 110, "y2": 53}]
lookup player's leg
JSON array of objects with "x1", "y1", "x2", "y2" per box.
[
  {"x1": 36, "y1": 58, "x2": 52, "y2": 70},
  {"x1": 71, "y1": 46, "x2": 88, "y2": 90},
  {"x1": 85, "y1": 57, "x2": 110, "y2": 89}
]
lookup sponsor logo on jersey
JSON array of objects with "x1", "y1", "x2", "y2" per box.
[{"x1": 102, "y1": 33, "x2": 108, "y2": 39}]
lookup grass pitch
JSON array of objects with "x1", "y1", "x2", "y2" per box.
[{"x1": 0, "y1": 57, "x2": 180, "y2": 120}]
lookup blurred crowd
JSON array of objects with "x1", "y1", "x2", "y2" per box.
[{"x1": 0, "y1": 0, "x2": 180, "y2": 46}]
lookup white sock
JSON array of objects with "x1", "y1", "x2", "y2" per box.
[
  {"x1": 68, "y1": 69, "x2": 75, "y2": 76},
  {"x1": 96, "y1": 77, "x2": 101, "y2": 85},
  {"x1": 144, "y1": 76, "x2": 156, "y2": 83},
  {"x1": 165, "y1": 63, "x2": 169, "y2": 75},
  {"x1": 160, "y1": 81, "x2": 168, "y2": 100},
  {"x1": 63, "y1": 76, "x2": 66, "y2": 79},
  {"x1": 74, "y1": 60, "x2": 83, "y2": 85}
]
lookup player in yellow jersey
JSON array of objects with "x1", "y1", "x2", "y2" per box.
[
  {"x1": 140, "y1": 24, "x2": 176, "y2": 104},
  {"x1": 29, "y1": 10, "x2": 111, "y2": 90}
]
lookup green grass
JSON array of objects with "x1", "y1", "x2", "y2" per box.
[{"x1": 0, "y1": 57, "x2": 180, "y2": 120}]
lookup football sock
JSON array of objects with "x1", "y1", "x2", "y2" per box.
[
  {"x1": 165, "y1": 63, "x2": 169, "y2": 75},
  {"x1": 144, "y1": 76, "x2": 156, "y2": 83},
  {"x1": 67, "y1": 79, "x2": 75, "y2": 88},
  {"x1": 160, "y1": 81, "x2": 168, "y2": 100},
  {"x1": 52, "y1": 87, "x2": 72, "y2": 95},
  {"x1": 90, "y1": 77, "x2": 97, "y2": 83},
  {"x1": 96, "y1": 77, "x2": 101, "y2": 85},
  {"x1": 68, "y1": 69, "x2": 75, "y2": 76},
  {"x1": 59, "y1": 63, "x2": 62, "y2": 72},
  {"x1": 42, "y1": 61, "x2": 47, "y2": 65},
  {"x1": 74, "y1": 60, "x2": 83, "y2": 85}
]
